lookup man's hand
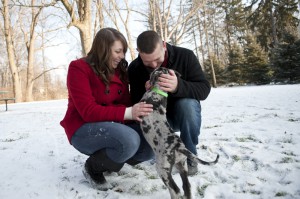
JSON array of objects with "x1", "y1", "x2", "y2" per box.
[{"x1": 158, "y1": 69, "x2": 178, "y2": 93}]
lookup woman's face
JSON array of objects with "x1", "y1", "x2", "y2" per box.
[{"x1": 110, "y1": 40, "x2": 125, "y2": 69}]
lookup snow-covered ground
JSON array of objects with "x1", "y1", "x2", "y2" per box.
[{"x1": 0, "y1": 84, "x2": 299, "y2": 199}]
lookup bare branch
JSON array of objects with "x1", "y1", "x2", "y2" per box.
[
  {"x1": 33, "y1": 66, "x2": 62, "y2": 81},
  {"x1": 12, "y1": 0, "x2": 58, "y2": 8}
]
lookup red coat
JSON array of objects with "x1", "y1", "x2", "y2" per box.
[{"x1": 60, "y1": 59, "x2": 132, "y2": 142}]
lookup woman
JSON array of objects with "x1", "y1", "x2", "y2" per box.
[{"x1": 60, "y1": 28, "x2": 154, "y2": 190}]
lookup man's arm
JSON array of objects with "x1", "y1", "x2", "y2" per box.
[{"x1": 169, "y1": 49, "x2": 211, "y2": 101}]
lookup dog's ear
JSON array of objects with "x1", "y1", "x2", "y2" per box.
[
  {"x1": 161, "y1": 67, "x2": 169, "y2": 74},
  {"x1": 149, "y1": 69, "x2": 160, "y2": 85},
  {"x1": 149, "y1": 67, "x2": 176, "y2": 86}
]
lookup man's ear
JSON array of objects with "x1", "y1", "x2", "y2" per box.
[{"x1": 162, "y1": 41, "x2": 167, "y2": 50}]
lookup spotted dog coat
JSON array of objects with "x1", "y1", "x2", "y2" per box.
[{"x1": 140, "y1": 67, "x2": 219, "y2": 199}]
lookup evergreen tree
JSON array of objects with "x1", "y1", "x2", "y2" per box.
[
  {"x1": 246, "y1": 0, "x2": 299, "y2": 51},
  {"x1": 246, "y1": 0, "x2": 276, "y2": 51},
  {"x1": 220, "y1": 0, "x2": 246, "y2": 51},
  {"x1": 225, "y1": 42, "x2": 245, "y2": 84},
  {"x1": 275, "y1": 0, "x2": 299, "y2": 42},
  {"x1": 243, "y1": 34, "x2": 271, "y2": 84},
  {"x1": 271, "y1": 31, "x2": 300, "y2": 83}
]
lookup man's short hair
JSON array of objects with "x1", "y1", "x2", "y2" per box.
[{"x1": 137, "y1": 30, "x2": 162, "y2": 54}]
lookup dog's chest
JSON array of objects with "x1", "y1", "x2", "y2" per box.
[
  {"x1": 141, "y1": 91, "x2": 167, "y2": 110},
  {"x1": 140, "y1": 91, "x2": 180, "y2": 153},
  {"x1": 141, "y1": 106, "x2": 179, "y2": 153},
  {"x1": 141, "y1": 115, "x2": 181, "y2": 156}
]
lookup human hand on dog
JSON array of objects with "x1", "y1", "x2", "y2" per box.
[
  {"x1": 158, "y1": 69, "x2": 178, "y2": 93},
  {"x1": 145, "y1": 80, "x2": 151, "y2": 91},
  {"x1": 132, "y1": 102, "x2": 153, "y2": 122}
]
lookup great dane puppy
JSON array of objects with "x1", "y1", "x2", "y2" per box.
[{"x1": 140, "y1": 67, "x2": 219, "y2": 199}]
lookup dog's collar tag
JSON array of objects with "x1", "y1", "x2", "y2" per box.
[{"x1": 152, "y1": 87, "x2": 168, "y2": 97}]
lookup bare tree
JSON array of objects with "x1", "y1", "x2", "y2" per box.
[
  {"x1": 197, "y1": 20, "x2": 206, "y2": 70},
  {"x1": 93, "y1": 0, "x2": 105, "y2": 38},
  {"x1": 100, "y1": 0, "x2": 136, "y2": 60},
  {"x1": 15, "y1": 0, "x2": 57, "y2": 101},
  {"x1": 1, "y1": 0, "x2": 23, "y2": 102},
  {"x1": 200, "y1": 0, "x2": 217, "y2": 87},
  {"x1": 0, "y1": 67, "x2": 11, "y2": 88},
  {"x1": 60, "y1": 0, "x2": 92, "y2": 56},
  {"x1": 20, "y1": 0, "x2": 44, "y2": 101},
  {"x1": 146, "y1": 0, "x2": 201, "y2": 44},
  {"x1": 1, "y1": 0, "x2": 62, "y2": 102}
]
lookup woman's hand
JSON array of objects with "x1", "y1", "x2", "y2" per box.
[
  {"x1": 145, "y1": 80, "x2": 151, "y2": 91},
  {"x1": 132, "y1": 102, "x2": 153, "y2": 122}
]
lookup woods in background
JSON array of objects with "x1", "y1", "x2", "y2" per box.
[{"x1": 0, "y1": 0, "x2": 299, "y2": 102}]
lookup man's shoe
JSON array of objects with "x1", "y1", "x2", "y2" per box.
[{"x1": 187, "y1": 160, "x2": 198, "y2": 176}]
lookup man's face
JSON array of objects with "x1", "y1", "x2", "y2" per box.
[{"x1": 138, "y1": 42, "x2": 166, "y2": 71}]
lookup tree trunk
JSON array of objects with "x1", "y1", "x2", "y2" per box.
[
  {"x1": 224, "y1": 1, "x2": 232, "y2": 52},
  {"x1": 123, "y1": 0, "x2": 136, "y2": 60},
  {"x1": 78, "y1": 27, "x2": 92, "y2": 56},
  {"x1": 24, "y1": 0, "x2": 43, "y2": 102},
  {"x1": 2, "y1": 0, "x2": 23, "y2": 102},
  {"x1": 196, "y1": 14, "x2": 206, "y2": 71},
  {"x1": 202, "y1": 0, "x2": 217, "y2": 87},
  {"x1": 269, "y1": 0, "x2": 278, "y2": 46},
  {"x1": 25, "y1": 37, "x2": 35, "y2": 102},
  {"x1": 192, "y1": 21, "x2": 199, "y2": 60},
  {"x1": 61, "y1": 0, "x2": 92, "y2": 56}
]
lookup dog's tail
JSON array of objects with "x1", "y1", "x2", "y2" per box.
[{"x1": 181, "y1": 148, "x2": 219, "y2": 165}]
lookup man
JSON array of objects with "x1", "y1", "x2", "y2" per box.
[{"x1": 128, "y1": 30, "x2": 211, "y2": 175}]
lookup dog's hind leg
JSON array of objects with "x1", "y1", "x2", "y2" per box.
[{"x1": 176, "y1": 161, "x2": 191, "y2": 199}]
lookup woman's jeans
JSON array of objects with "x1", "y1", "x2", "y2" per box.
[
  {"x1": 167, "y1": 98, "x2": 201, "y2": 156},
  {"x1": 71, "y1": 122, "x2": 154, "y2": 164}
]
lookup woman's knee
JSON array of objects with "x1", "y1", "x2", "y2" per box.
[
  {"x1": 71, "y1": 122, "x2": 141, "y2": 160},
  {"x1": 105, "y1": 123, "x2": 141, "y2": 162}
]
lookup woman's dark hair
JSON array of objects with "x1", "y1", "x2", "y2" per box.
[{"x1": 85, "y1": 28, "x2": 128, "y2": 85}]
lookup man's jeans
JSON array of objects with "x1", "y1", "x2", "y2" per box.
[
  {"x1": 167, "y1": 98, "x2": 201, "y2": 156},
  {"x1": 71, "y1": 122, "x2": 154, "y2": 164}
]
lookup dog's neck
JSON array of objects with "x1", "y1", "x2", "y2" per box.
[{"x1": 151, "y1": 86, "x2": 168, "y2": 97}]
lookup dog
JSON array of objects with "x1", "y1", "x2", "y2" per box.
[{"x1": 140, "y1": 67, "x2": 219, "y2": 199}]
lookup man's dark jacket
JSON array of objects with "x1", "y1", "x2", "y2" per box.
[{"x1": 128, "y1": 43, "x2": 211, "y2": 105}]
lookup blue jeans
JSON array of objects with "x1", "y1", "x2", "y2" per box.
[
  {"x1": 71, "y1": 122, "x2": 154, "y2": 163},
  {"x1": 167, "y1": 98, "x2": 201, "y2": 155}
]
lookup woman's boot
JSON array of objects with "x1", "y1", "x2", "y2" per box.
[{"x1": 82, "y1": 149, "x2": 124, "y2": 190}]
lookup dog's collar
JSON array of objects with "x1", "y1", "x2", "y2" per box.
[{"x1": 152, "y1": 87, "x2": 168, "y2": 97}]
